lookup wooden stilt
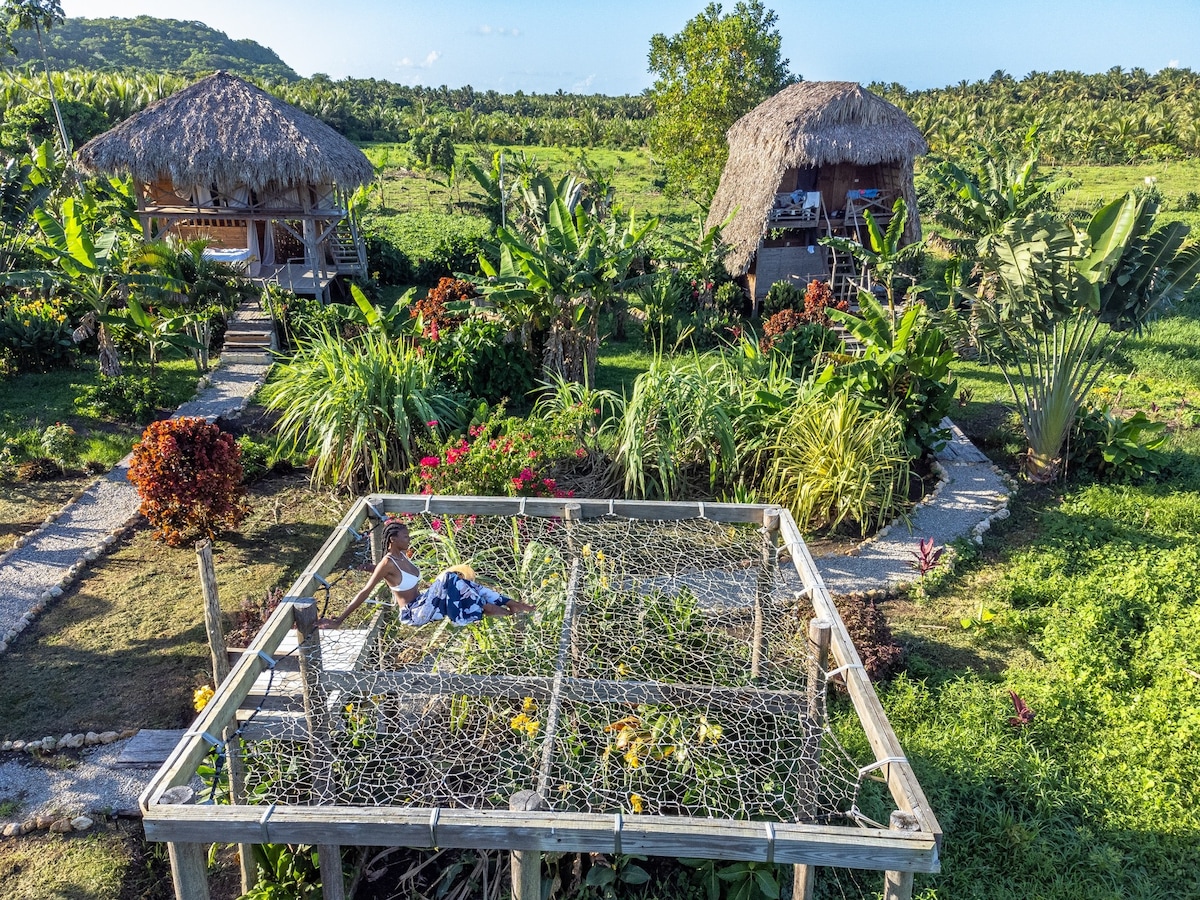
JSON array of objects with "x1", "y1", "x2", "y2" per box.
[
  {"x1": 882, "y1": 811, "x2": 922, "y2": 900},
  {"x1": 168, "y1": 841, "x2": 210, "y2": 900},
  {"x1": 295, "y1": 602, "x2": 334, "y2": 799},
  {"x1": 509, "y1": 791, "x2": 544, "y2": 900},
  {"x1": 318, "y1": 844, "x2": 345, "y2": 900},
  {"x1": 794, "y1": 618, "x2": 831, "y2": 900},
  {"x1": 196, "y1": 540, "x2": 230, "y2": 684}
]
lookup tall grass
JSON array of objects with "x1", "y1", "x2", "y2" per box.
[{"x1": 262, "y1": 329, "x2": 465, "y2": 491}]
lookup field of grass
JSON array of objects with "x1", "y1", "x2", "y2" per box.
[{"x1": 1057, "y1": 158, "x2": 1200, "y2": 230}]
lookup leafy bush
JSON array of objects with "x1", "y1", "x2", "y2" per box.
[
  {"x1": 833, "y1": 594, "x2": 905, "y2": 681},
  {"x1": 1070, "y1": 406, "x2": 1166, "y2": 481},
  {"x1": 261, "y1": 286, "x2": 341, "y2": 349},
  {"x1": 261, "y1": 328, "x2": 467, "y2": 491},
  {"x1": 236, "y1": 434, "x2": 293, "y2": 484},
  {"x1": 40, "y1": 422, "x2": 77, "y2": 473},
  {"x1": 74, "y1": 374, "x2": 163, "y2": 424},
  {"x1": 762, "y1": 281, "x2": 804, "y2": 317},
  {"x1": 0, "y1": 296, "x2": 75, "y2": 372},
  {"x1": 361, "y1": 211, "x2": 492, "y2": 286},
  {"x1": 425, "y1": 315, "x2": 537, "y2": 406},
  {"x1": 713, "y1": 280, "x2": 747, "y2": 317},
  {"x1": 763, "y1": 391, "x2": 910, "y2": 534},
  {"x1": 802, "y1": 279, "x2": 847, "y2": 327},
  {"x1": 630, "y1": 272, "x2": 691, "y2": 351},
  {"x1": 127, "y1": 417, "x2": 248, "y2": 546}
]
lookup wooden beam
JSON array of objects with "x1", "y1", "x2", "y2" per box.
[
  {"x1": 143, "y1": 806, "x2": 939, "y2": 872},
  {"x1": 196, "y1": 540, "x2": 230, "y2": 685},
  {"x1": 285, "y1": 498, "x2": 371, "y2": 601},
  {"x1": 536, "y1": 556, "x2": 582, "y2": 797},
  {"x1": 168, "y1": 841, "x2": 210, "y2": 900},
  {"x1": 778, "y1": 514, "x2": 942, "y2": 846},
  {"x1": 371, "y1": 494, "x2": 773, "y2": 525}
]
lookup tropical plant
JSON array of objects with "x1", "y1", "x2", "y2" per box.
[
  {"x1": 964, "y1": 192, "x2": 1200, "y2": 480},
  {"x1": 823, "y1": 291, "x2": 957, "y2": 459},
  {"x1": 261, "y1": 327, "x2": 466, "y2": 491},
  {"x1": 73, "y1": 373, "x2": 162, "y2": 423},
  {"x1": 762, "y1": 391, "x2": 909, "y2": 534},
  {"x1": 629, "y1": 270, "x2": 692, "y2": 351},
  {"x1": 106, "y1": 295, "x2": 200, "y2": 374},
  {"x1": 1070, "y1": 405, "x2": 1167, "y2": 481},
  {"x1": 346, "y1": 281, "x2": 416, "y2": 340},
  {"x1": 1, "y1": 0, "x2": 70, "y2": 154},
  {"x1": 0, "y1": 140, "x2": 57, "y2": 274},
  {"x1": 822, "y1": 197, "x2": 925, "y2": 324},
  {"x1": 480, "y1": 188, "x2": 656, "y2": 384},
  {"x1": 608, "y1": 354, "x2": 740, "y2": 500}
]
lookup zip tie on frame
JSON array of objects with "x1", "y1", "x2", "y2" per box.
[
  {"x1": 612, "y1": 812, "x2": 623, "y2": 855},
  {"x1": 697, "y1": 502, "x2": 706, "y2": 519},
  {"x1": 429, "y1": 807, "x2": 441, "y2": 847},
  {"x1": 423, "y1": 495, "x2": 433, "y2": 513},
  {"x1": 345, "y1": 525, "x2": 363, "y2": 540},
  {"x1": 825, "y1": 662, "x2": 865, "y2": 681},
  {"x1": 184, "y1": 730, "x2": 222, "y2": 748},
  {"x1": 256, "y1": 650, "x2": 276, "y2": 669},
  {"x1": 858, "y1": 756, "x2": 908, "y2": 781},
  {"x1": 764, "y1": 822, "x2": 776, "y2": 864},
  {"x1": 258, "y1": 803, "x2": 277, "y2": 843},
  {"x1": 518, "y1": 497, "x2": 527, "y2": 516}
]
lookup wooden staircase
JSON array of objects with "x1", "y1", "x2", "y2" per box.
[
  {"x1": 332, "y1": 220, "x2": 366, "y2": 276},
  {"x1": 221, "y1": 297, "x2": 275, "y2": 353}
]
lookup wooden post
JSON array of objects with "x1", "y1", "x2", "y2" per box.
[
  {"x1": 509, "y1": 791, "x2": 544, "y2": 900},
  {"x1": 318, "y1": 844, "x2": 345, "y2": 900},
  {"x1": 294, "y1": 601, "x2": 335, "y2": 800},
  {"x1": 882, "y1": 811, "x2": 921, "y2": 900},
  {"x1": 196, "y1": 540, "x2": 230, "y2": 685},
  {"x1": 370, "y1": 517, "x2": 385, "y2": 565},
  {"x1": 222, "y1": 726, "x2": 257, "y2": 893},
  {"x1": 793, "y1": 618, "x2": 831, "y2": 900},
  {"x1": 753, "y1": 508, "x2": 781, "y2": 681},
  {"x1": 167, "y1": 841, "x2": 210, "y2": 900},
  {"x1": 563, "y1": 502, "x2": 581, "y2": 673}
]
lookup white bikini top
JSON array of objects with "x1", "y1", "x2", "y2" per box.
[{"x1": 387, "y1": 553, "x2": 420, "y2": 592}]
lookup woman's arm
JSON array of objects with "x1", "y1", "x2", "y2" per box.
[{"x1": 321, "y1": 558, "x2": 391, "y2": 628}]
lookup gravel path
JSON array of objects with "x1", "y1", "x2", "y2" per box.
[
  {"x1": 0, "y1": 738, "x2": 151, "y2": 825},
  {"x1": 813, "y1": 419, "x2": 1012, "y2": 594}
]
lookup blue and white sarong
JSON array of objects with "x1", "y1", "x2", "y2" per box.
[{"x1": 399, "y1": 570, "x2": 513, "y2": 626}]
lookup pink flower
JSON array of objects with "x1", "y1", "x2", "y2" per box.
[
  {"x1": 431, "y1": 518, "x2": 443, "y2": 532},
  {"x1": 427, "y1": 420, "x2": 439, "y2": 428},
  {"x1": 528, "y1": 450, "x2": 538, "y2": 459},
  {"x1": 420, "y1": 456, "x2": 440, "y2": 468},
  {"x1": 575, "y1": 447, "x2": 587, "y2": 459},
  {"x1": 519, "y1": 467, "x2": 536, "y2": 481}
]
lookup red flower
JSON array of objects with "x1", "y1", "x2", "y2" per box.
[{"x1": 420, "y1": 456, "x2": 441, "y2": 468}]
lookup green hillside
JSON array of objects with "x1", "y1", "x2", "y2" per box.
[{"x1": 6, "y1": 16, "x2": 297, "y2": 81}]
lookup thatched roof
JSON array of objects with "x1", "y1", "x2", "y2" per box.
[
  {"x1": 77, "y1": 71, "x2": 373, "y2": 191},
  {"x1": 707, "y1": 81, "x2": 928, "y2": 276}
]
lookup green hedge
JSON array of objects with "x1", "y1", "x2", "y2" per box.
[{"x1": 361, "y1": 211, "x2": 492, "y2": 286}]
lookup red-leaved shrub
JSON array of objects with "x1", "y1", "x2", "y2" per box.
[
  {"x1": 127, "y1": 417, "x2": 248, "y2": 546},
  {"x1": 802, "y1": 279, "x2": 848, "y2": 327},
  {"x1": 412, "y1": 277, "x2": 476, "y2": 340}
]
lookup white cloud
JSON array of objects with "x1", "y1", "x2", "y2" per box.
[
  {"x1": 573, "y1": 74, "x2": 596, "y2": 91},
  {"x1": 476, "y1": 24, "x2": 520, "y2": 37},
  {"x1": 397, "y1": 50, "x2": 441, "y2": 70},
  {"x1": 1167, "y1": 59, "x2": 1181, "y2": 69}
]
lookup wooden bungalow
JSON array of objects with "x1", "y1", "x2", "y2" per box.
[
  {"x1": 76, "y1": 71, "x2": 373, "y2": 301},
  {"x1": 706, "y1": 81, "x2": 928, "y2": 310}
]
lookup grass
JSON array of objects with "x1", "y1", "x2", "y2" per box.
[{"x1": 1057, "y1": 158, "x2": 1200, "y2": 229}]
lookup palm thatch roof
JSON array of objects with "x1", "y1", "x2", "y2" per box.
[
  {"x1": 707, "y1": 81, "x2": 928, "y2": 276},
  {"x1": 77, "y1": 71, "x2": 373, "y2": 191}
]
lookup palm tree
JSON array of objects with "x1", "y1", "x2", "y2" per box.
[{"x1": 1, "y1": 0, "x2": 70, "y2": 154}]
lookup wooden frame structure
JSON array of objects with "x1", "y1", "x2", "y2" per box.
[{"x1": 146, "y1": 496, "x2": 940, "y2": 900}]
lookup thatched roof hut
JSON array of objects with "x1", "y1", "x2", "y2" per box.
[
  {"x1": 77, "y1": 70, "x2": 372, "y2": 191},
  {"x1": 707, "y1": 81, "x2": 928, "y2": 278}
]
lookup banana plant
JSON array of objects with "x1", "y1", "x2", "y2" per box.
[
  {"x1": 969, "y1": 192, "x2": 1200, "y2": 481},
  {"x1": 103, "y1": 294, "x2": 201, "y2": 375},
  {"x1": 347, "y1": 281, "x2": 418, "y2": 340}
]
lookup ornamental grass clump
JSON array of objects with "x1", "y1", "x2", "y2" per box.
[{"x1": 127, "y1": 417, "x2": 248, "y2": 546}]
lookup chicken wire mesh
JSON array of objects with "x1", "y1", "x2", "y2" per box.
[{"x1": 225, "y1": 510, "x2": 879, "y2": 828}]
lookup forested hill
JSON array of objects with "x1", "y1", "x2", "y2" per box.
[{"x1": 6, "y1": 16, "x2": 297, "y2": 81}]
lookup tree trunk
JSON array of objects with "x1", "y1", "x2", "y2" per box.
[{"x1": 97, "y1": 323, "x2": 121, "y2": 378}]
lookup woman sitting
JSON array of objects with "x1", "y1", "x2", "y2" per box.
[{"x1": 321, "y1": 519, "x2": 534, "y2": 628}]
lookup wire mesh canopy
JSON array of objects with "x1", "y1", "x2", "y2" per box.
[{"x1": 235, "y1": 509, "x2": 869, "y2": 827}]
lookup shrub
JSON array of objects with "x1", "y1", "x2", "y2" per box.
[
  {"x1": 1070, "y1": 406, "x2": 1167, "y2": 481},
  {"x1": 413, "y1": 277, "x2": 475, "y2": 339},
  {"x1": 262, "y1": 286, "x2": 341, "y2": 349},
  {"x1": 414, "y1": 404, "x2": 587, "y2": 497},
  {"x1": 833, "y1": 593, "x2": 905, "y2": 682},
  {"x1": 40, "y1": 422, "x2": 77, "y2": 473},
  {"x1": 127, "y1": 417, "x2": 248, "y2": 547},
  {"x1": 763, "y1": 391, "x2": 909, "y2": 534},
  {"x1": 74, "y1": 374, "x2": 163, "y2": 424},
  {"x1": 761, "y1": 316, "x2": 839, "y2": 376},
  {"x1": 0, "y1": 296, "x2": 75, "y2": 373},
  {"x1": 713, "y1": 280, "x2": 747, "y2": 317},
  {"x1": 802, "y1": 279, "x2": 847, "y2": 327},
  {"x1": 762, "y1": 281, "x2": 804, "y2": 317},
  {"x1": 425, "y1": 315, "x2": 537, "y2": 407}
]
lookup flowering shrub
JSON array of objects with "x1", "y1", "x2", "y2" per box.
[
  {"x1": 412, "y1": 277, "x2": 476, "y2": 340},
  {"x1": 414, "y1": 405, "x2": 590, "y2": 497},
  {"x1": 127, "y1": 417, "x2": 248, "y2": 546},
  {"x1": 0, "y1": 296, "x2": 75, "y2": 372}
]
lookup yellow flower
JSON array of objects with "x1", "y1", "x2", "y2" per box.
[
  {"x1": 624, "y1": 747, "x2": 641, "y2": 768},
  {"x1": 559, "y1": 783, "x2": 572, "y2": 794},
  {"x1": 192, "y1": 685, "x2": 215, "y2": 712},
  {"x1": 697, "y1": 716, "x2": 723, "y2": 744},
  {"x1": 616, "y1": 662, "x2": 630, "y2": 677},
  {"x1": 629, "y1": 793, "x2": 645, "y2": 813},
  {"x1": 510, "y1": 712, "x2": 540, "y2": 737},
  {"x1": 595, "y1": 550, "x2": 606, "y2": 563},
  {"x1": 522, "y1": 696, "x2": 536, "y2": 712},
  {"x1": 581, "y1": 543, "x2": 592, "y2": 557}
]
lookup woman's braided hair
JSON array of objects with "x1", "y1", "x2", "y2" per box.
[{"x1": 382, "y1": 518, "x2": 409, "y2": 547}]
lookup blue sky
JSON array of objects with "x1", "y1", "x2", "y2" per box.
[{"x1": 63, "y1": 0, "x2": 1200, "y2": 95}]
